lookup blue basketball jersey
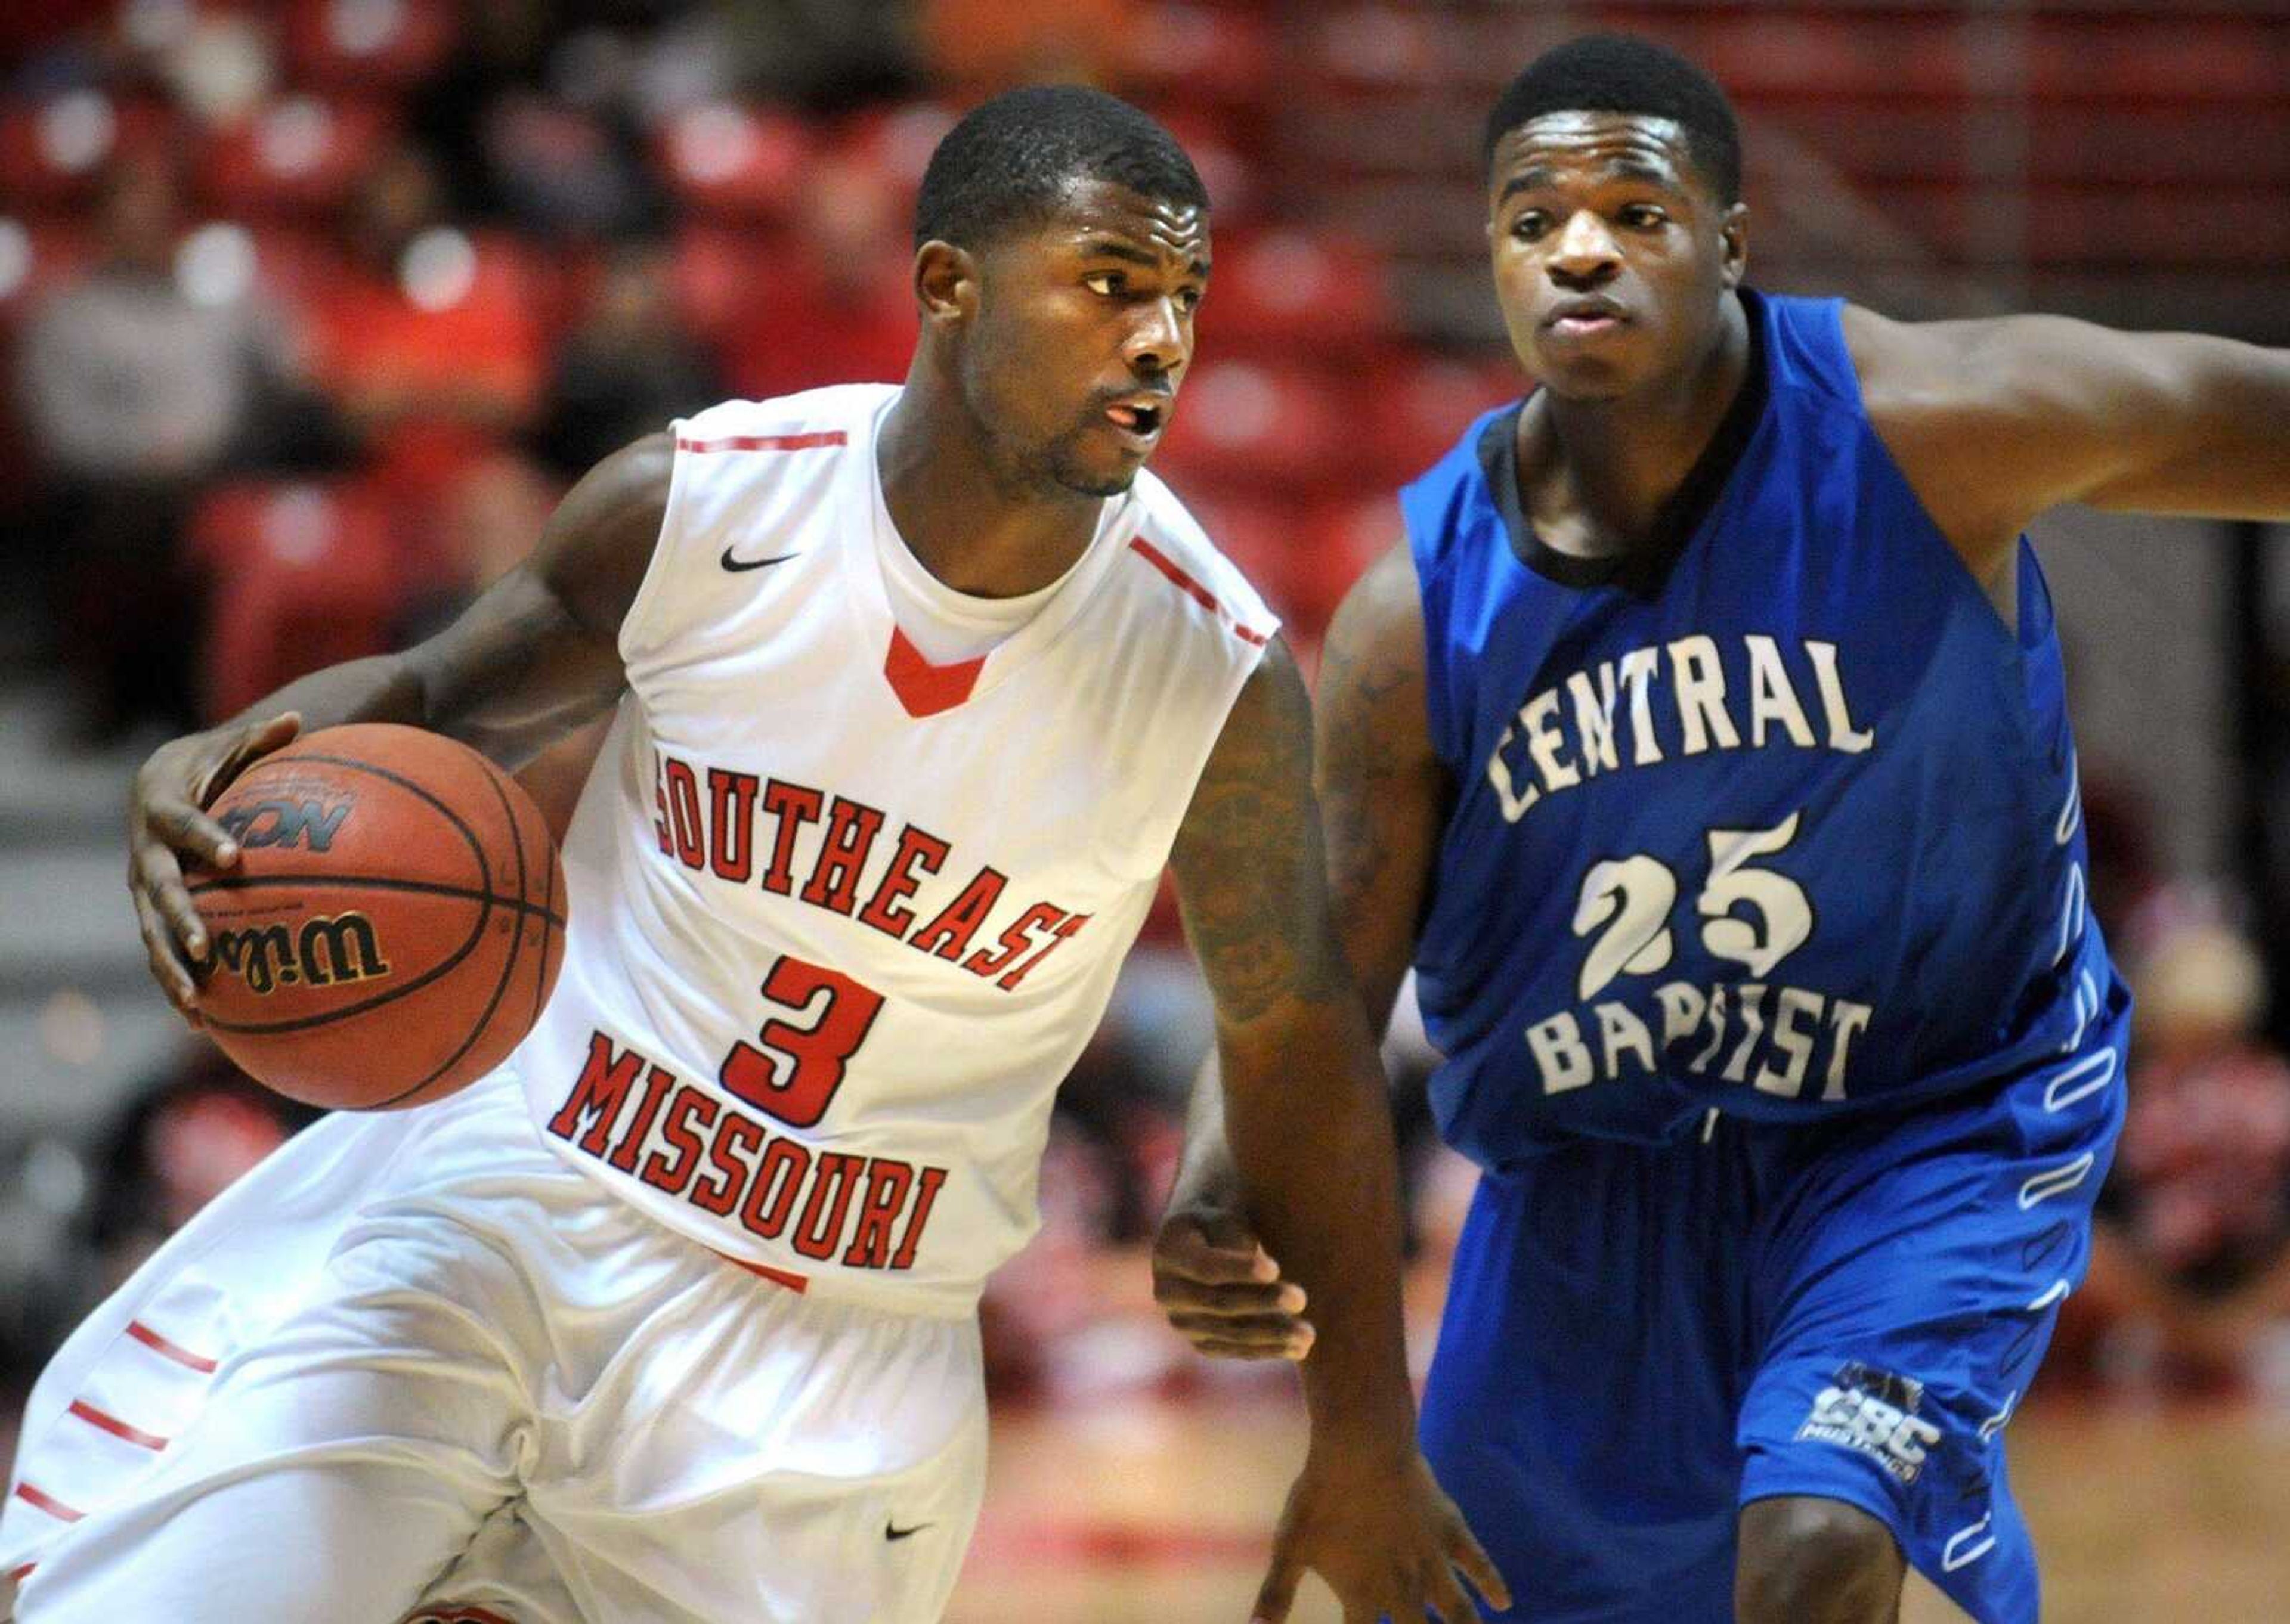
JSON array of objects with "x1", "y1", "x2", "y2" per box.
[{"x1": 1402, "y1": 289, "x2": 2120, "y2": 1167}]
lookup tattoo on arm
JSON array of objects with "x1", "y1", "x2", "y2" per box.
[{"x1": 1173, "y1": 641, "x2": 1353, "y2": 1028}]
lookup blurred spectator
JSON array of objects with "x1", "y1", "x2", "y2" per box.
[
  {"x1": 13, "y1": 151, "x2": 298, "y2": 741},
  {"x1": 78, "y1": 1049, "x2": 315, "y2": 1298},
  {"x1": 308, "y1": 141, "x2": 545, "y2": 562},
  {"x1": 2080, "y1": 923, "x2": 2290, "y2": 1393},
  {"x1": 722, "y1": 149, "x2": 915, "y2": 398},
  {"x1": 915, "y1": 0, "x2": 1132, "y2": 97},
  {"x1": 533, "y1": 238, "x2": 723, "y2": 480},
  {"x1": 406, "y1": 0, "x2": 552, "y2": 219}
]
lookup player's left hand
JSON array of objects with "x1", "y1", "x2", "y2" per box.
[
  {"x1": 1251, "y1": 1445, "x2": 1510, "y2": 1622},
  {"x1": 1151, "y1": 1205, "x2": 1314, "y2": 1360}
]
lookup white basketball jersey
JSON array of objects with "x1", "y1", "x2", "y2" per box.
[{"x1": 516, "y1": 386, "x2": 1276, "y2": 1315}]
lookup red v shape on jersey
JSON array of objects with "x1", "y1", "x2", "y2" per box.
[{"x1": 884, "y1": 627, "x2": 986, "y2": 718}]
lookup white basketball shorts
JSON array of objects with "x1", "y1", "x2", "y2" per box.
[{"x1": 0, "y1": 1065, "x2": 986, "y2": 1623}]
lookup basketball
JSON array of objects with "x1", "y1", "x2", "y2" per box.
[{"x1": 187, "y1": 723, "x2": 568, "y2": 1111}]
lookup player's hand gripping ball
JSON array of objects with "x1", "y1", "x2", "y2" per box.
[{"x1": 187, "y1": 724, "x2": 567, "y2": 1110}]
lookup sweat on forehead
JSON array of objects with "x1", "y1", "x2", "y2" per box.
[{"x1": 1481, "y1": 33, "x2": 1743, "y2": 203}]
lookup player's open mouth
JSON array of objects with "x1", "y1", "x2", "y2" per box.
[{"x1": 1104, "y1": 399, "x2": 1167, "y2": 444}]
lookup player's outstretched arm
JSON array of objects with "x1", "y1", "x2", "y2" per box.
[
  {"x1": 1155, "y1": 544, "x2": 1446, "y2": 1361},
  {"x1": 1168, "y1": 626, "x2": 1502, "y2": 1623},
  {"x1": 128, "y1": 432, "x2": 671, "y2": 1017},
  {"x1": 1846, "y1": 305, "x2": 2290, "y2": 583}
]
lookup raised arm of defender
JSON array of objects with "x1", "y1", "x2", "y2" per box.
[
  {"x1": 1845, "y1": 306, "x2": 2290, "y2": 581},
  {"x1": 128, "y1": 432, "x2": 672, "y2": 1015},
  {"x1": 1166, "y1": 627, "x2": 1496, "y2": 1622}
]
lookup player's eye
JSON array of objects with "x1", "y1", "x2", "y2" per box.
[
  {"x1": 1084, "y1": 271, "x2": 1124, "y2": 296},
  {"x1": 1619, "y1": 204, "x2": 1669, "y2": 230},
  {"x1": 1175, "y1": 286, "x2": 1203, "y2": 313},
  {"x1": 1509, "y1": 210, "x2": 1550, "y2": 242}
]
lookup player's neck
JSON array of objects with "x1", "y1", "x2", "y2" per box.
[
  {"x1": 877, "y1": 382, "x2": 1106, "y2": 599},
  {"x1": 1522, "y1": 296, "x2": 1752, "y2": 558}
]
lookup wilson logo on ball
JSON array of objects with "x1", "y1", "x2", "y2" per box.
[
  {"x1": 215, "y1": 798, "x2": 353, "y2": 853},
  {"x1": 211, "y1": 913, "x2": 392, "y2": 996}
]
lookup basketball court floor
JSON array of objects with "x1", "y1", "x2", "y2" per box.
[{"x1": 946, "y1": 1395, "x2": 2290, "y2": 1622}]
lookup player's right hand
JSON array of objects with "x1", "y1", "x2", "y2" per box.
[
  {"x1": 128, "y1": 711, "x2": 302, "y2": 1022},
  {"x1": 1151, "y1": 1205, "x2": 1314, "y2": 1360}
]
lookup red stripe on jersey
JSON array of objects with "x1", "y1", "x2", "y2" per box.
[
  {"x1": 711, "y1": 1248, "x2": 810, "y2": 1294},
  {"x1": 126, "y1": 1319, "x2": 219, "y2": 1372},
  {"x1": 884, "y1": 627, "x2": 986, "y2": 718},
  {"x1": 13, "y1": 1483, "x2": 83, "y2": 1523},
  {"x1": 1126, "y1": 537, "x2": 1272, "y2": 646},
  {"x1": 674, "y1": 431, "x2": 848, "y2": 454},
  {"x1": 67, "y1": 1400, "x2": 169, "y2": 1451}
]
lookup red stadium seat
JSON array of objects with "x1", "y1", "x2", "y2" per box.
[
  {"x1": 233, "y1": 219, "x2": 348, "y2": 310},
  {"x1": 670, "y1": 222, "x2": 794, "y2": 348},
  {"x1": 1177, "y1": 483, "x2": 1386, "y2": 643},
  {"x1": 1308, "y1": 6, "x2": 1453, "y2": 93},
  {"x1": 189, "y1": 478, "x2": 407, "y2": 723},
  {"x1": 0, "y1": 92, "x2": 177, "y2": 206},
  {"x1": 1363, "y1": 353, "x2": 1521, "y2": 487},
  {"x1": 1112, "y1": 2, "x2": 1277, "y2": 108},
  {"x1": 278, "y1": 0, "x2": 457, "y2": 92},
  {"x1": 1146, "y1": 105, "x2": 1260, "y2": 230},
  {"x1": 0, "y1": 215, "x2": 92, "y2": 335},
  {"x1": 1198, "y1": 228, "x2": 1394, "y2": 357},
  {"x1": 653, "y1": 103, "x2": 813, "y2": 224},
  {"x1": 830, "y1": 103, "x2": 959, "y2": 196},
  {"x1": 195, "y1": 95, "x2": 394, "y2": 219},
  {"x1": 1154, "y1": 357, "x2": 1354, "y2": 492}
]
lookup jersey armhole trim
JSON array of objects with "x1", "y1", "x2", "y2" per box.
[
  {"x1": 1126, "y1": 535, "x2": 1274, "y2": 647},
  {"x1": 615, "y1": 422, "x2": 700, "y2": 664}
]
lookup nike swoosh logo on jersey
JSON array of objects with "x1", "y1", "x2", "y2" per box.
[
  {"x1": 720, "y1": 545, "x2": 802, "y2": 572},
  {"x1": 885, "y1": 1521, "x2": 932, "y2": 1541}
]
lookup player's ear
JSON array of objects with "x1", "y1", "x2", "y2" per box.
[
  {"x1": 1718, "y1": 202, "x2": 1749, "y2": 290},
  {"x1": 913, "y1": 240, "x2": 979, "y2": 329}
]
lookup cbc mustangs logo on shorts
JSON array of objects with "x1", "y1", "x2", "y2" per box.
[
  {"x1": 1796, "y1": 1361, "x2": 1944, "y2": 1484},
  {"x1": 211, "y1": 913, "x2": 392, "y2": 995}
]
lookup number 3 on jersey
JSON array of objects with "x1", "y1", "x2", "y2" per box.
[
  {"x1": 719, "y1": 956, "x2": 884, "y2": 1127},
  {"x1": 1573, "y1": 812, "x2": 1812, "y2": 1000}
]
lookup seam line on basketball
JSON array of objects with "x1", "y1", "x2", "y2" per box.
[
  {"x1": 185, "y1": 872, "x2": 564, "y2": 927},
  {"x1": 371, "y1": 761, "x2": 536, "y2": 1107}
]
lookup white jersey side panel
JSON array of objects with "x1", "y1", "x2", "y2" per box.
[{"x1": 516, "y1": 386, "x2": 1276, "y2": 1313}]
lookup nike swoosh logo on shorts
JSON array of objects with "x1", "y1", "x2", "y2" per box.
[
  {"x1": 885, "y1": 1521, "x2": 931, "y2": 1541},
  {"x1": 720, "y1": 546, "x2": 802, "y2": 572}
]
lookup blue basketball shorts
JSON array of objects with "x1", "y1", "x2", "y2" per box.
[{"x1": 1417, "y1": 998, "x2": 2127, "y2": 1623}]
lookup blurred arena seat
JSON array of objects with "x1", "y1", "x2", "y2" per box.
[
  {"x1": 652, "y1": 103, "x2": 813, "y2": 225},
  {"x1": 194, "y1": 95, "x2": 396, "y2": 219},
  {"x1": 188, "y1": 478, "x2": 404, "y2": 723},
  {"x1": 277, "y1": 0, "x2": 457, "y2": 94},
  {"x1": 0, "y1": 93, "x2": 179, "y2": 209}
]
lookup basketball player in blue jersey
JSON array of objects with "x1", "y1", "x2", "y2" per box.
[{"x1": 1154, "y1": 33, "x2": 2290, "y2": 1624}]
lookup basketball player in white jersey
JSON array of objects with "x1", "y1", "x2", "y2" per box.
[{"x1": 2, "y1": 88, "x2": 1504, "y2": 1624}]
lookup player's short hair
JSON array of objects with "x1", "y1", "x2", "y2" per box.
[
  {"x1": 913, "y1": 85, "x2": 1208, "y2": 252},
  {"x1": 1483, "y1": 34, "x2": 1743, "y2": 204}
]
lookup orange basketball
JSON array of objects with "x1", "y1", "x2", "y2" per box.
[{"x1": 187, "y1": 723, "x2": 568, "y2": 1111}]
